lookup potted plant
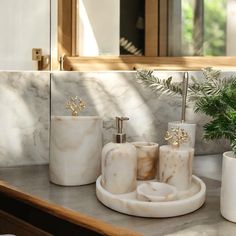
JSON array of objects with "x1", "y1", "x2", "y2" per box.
[
  {"x1": 193, "y1": 78, "x2": 236, "y2": 222},
  {"x1": 136, "y1": 68, "x2": 236, "y2": 222}
]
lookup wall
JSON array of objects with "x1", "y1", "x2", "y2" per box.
[
  {"x1": 51, "y1": 71, "x2": 230, "y2": 156},
  {"x1": 0, "y1": 72, "x2": 50, "y2": 167},
  {"x1": 78, "y1": 0, "x2": 120, "y2": 56},
  {"x1": 0, "y1": 0, "x2": 50, "y2": 70},
  {"x1": 0, "y1": 70, "x2": 232, "y2": 167}
]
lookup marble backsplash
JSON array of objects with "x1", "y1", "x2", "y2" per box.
[
  {"x1": 0, "y1": 70, "x2": 232, "y2": 167},
  {"x1": 51, "y1": 71, "x2": 231, "y2": 155},
  {"x1": 0, "y1": 71, "x2": 50, "y2": 166}
]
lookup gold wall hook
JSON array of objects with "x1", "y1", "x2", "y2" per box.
[
  {"x1": 65, "y1": 96, "x2": 86, "y2": 116},
  {"x1": 164, "y1": 127, "x2": 189, "y2": 148}
]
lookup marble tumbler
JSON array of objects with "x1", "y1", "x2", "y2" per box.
[
  {"x1": 49, "y1": 116, "x2": 103, "y2": 186},
  {"x1": 168, "y1": 121, "x2": 196, "y2": 149},
  {"x1": 132, "y1": 142, "x2": 159, "y2": 180},
  {"x1": 159, "y1": 145, "x2": 194, "y2": 191}
]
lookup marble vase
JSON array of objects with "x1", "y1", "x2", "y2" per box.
[
  {"x1": 49, "y1": 116, "x2": 103, "y2": 186},
  {"x1": 132, "y1": 142, "x2": 159, "y2": 180},
  {"x1": 159, "y1": 145, "x2": 194, "y2": 191},
  {"x1": 168, "y1": 121, "x2": 196, "y2": 149},
  {"x1": 221, "y1": 151, "x2": 236, "y2": 223}
]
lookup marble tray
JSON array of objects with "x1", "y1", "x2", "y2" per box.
[{"x1": 96, "y1": 175, "x2": 206, "y2": 218}]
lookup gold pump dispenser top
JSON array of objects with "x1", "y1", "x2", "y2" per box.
[{"x1": 113, "y1": 117, "x2": 129, "y2": 143}]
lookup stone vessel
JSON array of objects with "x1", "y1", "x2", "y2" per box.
[
  {"x1": 102, "y1": 142, "x2": 137, "y2": 194},
  {"x1": 101, "y1": 117, "x2": 137, "y2": 194},
  {"x1": 50, "y1": 116, "x2": 103, "y2": 186},
  {"x1": 132, "y1": 142, "x2": 159, "y2": 180},
  {"x1": 159, "y1": 145, "x2": 194, "y2": 191}
]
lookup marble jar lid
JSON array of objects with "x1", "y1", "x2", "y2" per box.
[{"x1": 137, "y1": 182, "x2": 177, "y2": 202}]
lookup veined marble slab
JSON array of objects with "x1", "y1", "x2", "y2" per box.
[
  {"x1": 0, "y1": 70, "x2": 231, "y2": 167},
  {"x1": 0, "y1": 71, "x2": 50, "y2": 166},
  {"x1": 51, "y1": 71, "x2": 231, "y2": 155}
]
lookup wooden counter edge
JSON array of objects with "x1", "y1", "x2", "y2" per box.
[{"x1": 0, "y1": 180, "x2": 142, "y2": 236}]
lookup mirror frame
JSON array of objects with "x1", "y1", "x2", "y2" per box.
[{"x1": 57, "y1": 0, "x2": 236, "y2": 71}]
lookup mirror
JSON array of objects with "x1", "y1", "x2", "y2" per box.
[
  {"x1": 77, "y1": 0, "x2": 236, "y2": 57},
  {"x1": 1, "y1": 0, "x2": 235, "y2": 71},
  {"x1": 168, "y1": 0, "x2": 236, "y2": 56},
  {"x1": 77, "y1": 0, "x2": 145, "y2": 56},
  {"x1": 0, "y1": 0, "x2": 51, "y2": 70}
]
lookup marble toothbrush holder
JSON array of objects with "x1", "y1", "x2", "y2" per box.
[
  {"x1": 132, "y1": 142, "x2": 159, "y2": 180},
  {"x1": 159, "y1": 145, "x2": 194, "y2": 191},
  {"x1": 49, "y1": 116, "x2": 103, "y2": 186},
  {"x1": 168, "y1": 121, "x2": 196, "y2": 149}
]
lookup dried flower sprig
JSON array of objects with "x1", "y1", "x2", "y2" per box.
[
  {"x1": 66, "y1": 96, "x2": 85, "y2": 116},
  {"x1": 165, "y1": 127, "x2": 189, "y2": 148}
]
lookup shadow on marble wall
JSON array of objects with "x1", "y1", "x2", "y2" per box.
[
  {"x1": 0, "y1": 71, "x2": 50, "y2": 166},
  {"x1": 0, "y1": 70, "x2": 231, "y2": 167},
  {"x1": 51, "y1": 71, "x2": 230, "y2": 155}
]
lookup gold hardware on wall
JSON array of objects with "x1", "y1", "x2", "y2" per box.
[
  {"x1": 32, "y1": 48, "x2": 49, "y2": 71},
  {"x1": 32, "y1": 48, "x2": 42, "y2": 61},
  {"x1": 59, "y1": 54, "x2": 65, "y2": 71}
]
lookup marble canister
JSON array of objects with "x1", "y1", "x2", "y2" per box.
[
  {"x1": 168, "y1": 121, "x2": 196, "y2": 149},
  {"x1": 132, "y1": 142, "x2": 159, "y2": 180},
  {"x1": 50, "y1": 116, "x2": 103, "y2": 186},
  {"x1": 159, "y1": 145, "x2": 194, "y2": 191}
]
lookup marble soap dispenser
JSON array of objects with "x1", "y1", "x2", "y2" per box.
[
  {"x1": 101, "y1": 117, "x2": 137, "y2": 194},
  {"x1": 50, "y1": 96, "x2": 103, "y2": 186},
  {"x1": 159, "y1": 127, "x2": 194, "y2": 191}
]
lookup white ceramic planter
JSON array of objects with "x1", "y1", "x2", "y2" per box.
[
  {"x1": 168, "y1": 121, "x2": 196, "y2": 149},
  {"x1": 159, "y1": 145, "x2": 194, "y2": 191},
  {"x1": 132, "y1": 142, "x2": 159, "y2": 180},
  {"x1": 49, "y1": 116, "x2": 103, "y2": 186},
  {"x1": 221, "y1": 151, "x2": 236, "y2": 222}
]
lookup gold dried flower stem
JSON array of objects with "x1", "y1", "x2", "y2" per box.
[
  {"x1": 66, "y1": 96, "x2": 86, "y2": 116},
  {"x1": 165, "y1": 127, "x2": 188, "y2": 148}
]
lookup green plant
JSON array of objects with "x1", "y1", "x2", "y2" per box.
[
  {"x1": 195, "y1": 81, "x2": 236, "y2": 154},
  {"x1": 136, "y1": 68, "x2": 236, "y2": 153}
]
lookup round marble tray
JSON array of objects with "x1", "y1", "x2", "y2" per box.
[{"x1": 96, "y1": 175, "x2": 206, "y2": 218}]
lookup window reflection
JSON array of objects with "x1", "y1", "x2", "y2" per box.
[
  {"x1": 169, "y1": 0, "x2": 235, "y2": 56},
  {"x1": 120, "y1": 0, "x2": 145, "y2": 56},
  {"x1": 77, "y1": 0, "x2": 145, "y2": 56}
]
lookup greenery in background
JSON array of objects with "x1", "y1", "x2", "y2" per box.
[
  {"x1": 182, "y1": 0, "x2": 226, "y2": 56},
  {"x1": 195, "y1": 78, "x2": 236, "y2": 154},
  {"x1": 182, "y1": 0, "x2": 194, "y2": 55},
  {"x1": 204, "y1": 0, "x2": 226, "y2": 55},
  {"x1": 136, "y1": 68, "x2": 236, "y2": 154}
]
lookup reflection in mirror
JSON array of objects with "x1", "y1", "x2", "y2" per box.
[
  {"x1": 77, "y1": 0, "x2": 145, "y2": 56},
  {"x1": 0, "y1": 0, "x2": 50, "y2": 70},
  {"x1": 120, "y1": 0, "x2": 145, "y2": 56},
  {"x1": 168, "y1": 0, "x2": 236, "y2": 56}
]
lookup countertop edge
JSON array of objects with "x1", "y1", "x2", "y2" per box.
[{"x1": 0, "y1": 180, "x2": 141, "y2": 236}]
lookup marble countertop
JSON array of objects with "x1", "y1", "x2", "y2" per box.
[{"x1": 0, "y1": 154, "x2": 236, "y2": 236}]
